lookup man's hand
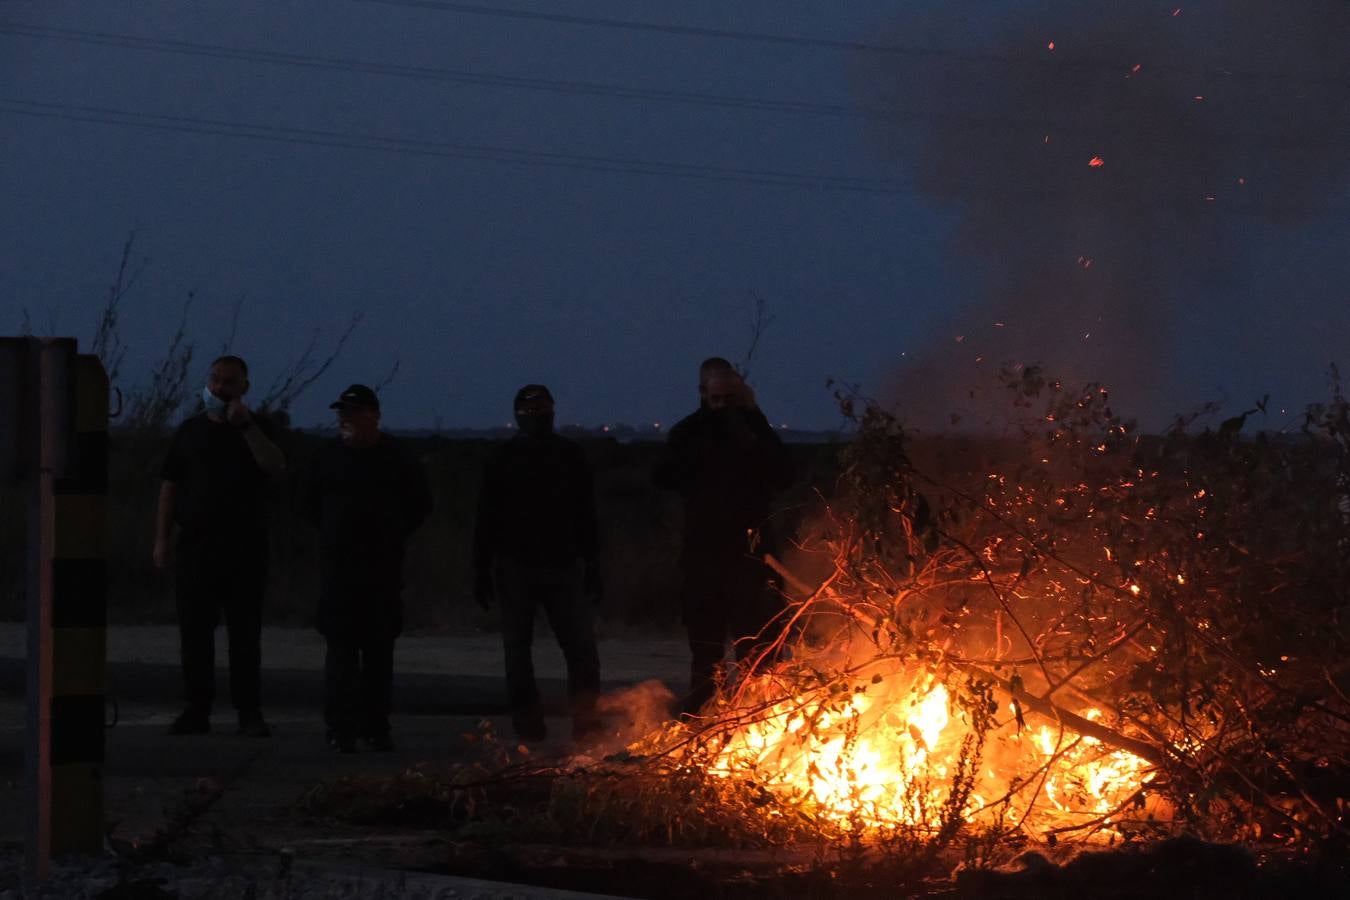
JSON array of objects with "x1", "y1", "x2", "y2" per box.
[
  {"x1": 583, "y1": 559, "x2": 604, "y2": 606},
  {"x1": 153, "y1": 535, "x2": 173, "y2": 569},
  {"x1": 225, "y1": 398, "x2": 253, "y2": 428}
]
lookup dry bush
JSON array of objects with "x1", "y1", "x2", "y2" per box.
[{"x1": 526, "y1": 366, "x2": 1349, "y2": 867}]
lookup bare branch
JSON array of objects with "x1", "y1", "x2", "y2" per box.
[
  {"x1": 90, "y1": 230, "x2": 147, "y2": 386},
  {"x1": 740, "y1": 290, "x2": 776, "y2": 379},
  {"x1": 372, "y1": 357, "x2": 402, "y2": 393},
  {"x1": 122, "y1": 292, "x2": 195, "y2": 433},
  {"x1": 260, "y1": 312, "x2": 364, "y2": 413},
  {"x1": 221, "y1": 292, "x2": 245, "y2": 356}
]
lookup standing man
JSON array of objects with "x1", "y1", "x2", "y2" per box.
[
  {"x1": 154, "y1": 355, "x2": 286, "y2": 736},
  {"x1": 653, "y1": 358, "x2": 793, "y2": 717},
  {"x1": 300, "y1": 384, "x2": 432, "y2": 752},
  {"x1": 473, "y1": 385, "x2": 602, "y2": 742}
]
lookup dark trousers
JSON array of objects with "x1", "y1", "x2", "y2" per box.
[
  {"x1": 175, "y1": 559, "x2": 265, "y2": 718},
  {"x1": 680, "y1": 556, "x2": 782, "y2": 716},
  {"x1": 324, "y1": 630, "x2": 395, "y2": 740},
  {"x1": 494, "y1": 557, "x2": 600, "y2": 734}
]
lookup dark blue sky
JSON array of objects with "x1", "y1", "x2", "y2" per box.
[{"x1": 3, "y1": 1, "x2": 1347, "y2": 432}]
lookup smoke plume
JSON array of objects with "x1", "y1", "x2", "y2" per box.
[{"x1": 855, "y1": 0, "x2": 1350, "y2": 430}]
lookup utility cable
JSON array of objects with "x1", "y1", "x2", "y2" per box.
[
  {"x1": 3, "y1": 22, "x2": 1344, "y2": 151},
  {"x1": 354, "y1": 0, "x2": 1349, "y2": 87},
  {"x1": 4, "y1": 96, "x2": 1347, "y2": 217},
  {"x1": 0, "y1": 96, "x2": 910, "y2": 193}
]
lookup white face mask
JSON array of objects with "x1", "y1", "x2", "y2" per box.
[{"x1": 202, "y1": 385, "x2": 228, "y2": 414}]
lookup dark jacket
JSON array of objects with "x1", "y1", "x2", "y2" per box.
[
  {"x1": 652, "y1": 405, "x2": 793, "y2": 566},
  {"x1": 473, "y1": 432, "x2": 599, "y2": 579},
  {"x1": 300, "y1": 434, "x2": 433, "y2": 635},
  {"x1": 160, "y1": 412, "x2": 283, "y2": 562}
]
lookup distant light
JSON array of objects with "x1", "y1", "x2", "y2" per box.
[
  {"x1": 1047, "y1": 40, "x2": 1055, "y2": 50},
  {"x1": 1088, "y1": 156, "x2": 1105, "y2": 168}
]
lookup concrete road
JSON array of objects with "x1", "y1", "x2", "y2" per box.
[{"x1": 0, "y1": 624, "x2": 689, "y2": 852}]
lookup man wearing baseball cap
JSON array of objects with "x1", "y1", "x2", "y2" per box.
[
  {"x1": 300, "y1": 383, "x2": 433, "y2": 751},
  {"x1": 473, "y1": 384, "x2": 603, "y2": 742}
]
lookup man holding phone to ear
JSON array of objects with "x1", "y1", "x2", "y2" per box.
[{"x1": 154, "y1": 355, "x2": 286, "y2": 737}]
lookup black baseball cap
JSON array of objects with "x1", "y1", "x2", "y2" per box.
[
  {"x1": 514, "y1": 384, "x2": 554, "y2": 411},
  {"x1": 330, "y1": 384, "x2": 380, "y2": 410}
]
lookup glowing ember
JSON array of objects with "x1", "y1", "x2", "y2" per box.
[
  {"x1": 1089, "y1": 156, "x2": 1106, "y2": 168},
  {"x1": 671, "y1": 659, "x2": 1157, "y2": 838}
]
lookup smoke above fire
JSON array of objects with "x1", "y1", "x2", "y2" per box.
[{"x1": 855, "y1": 0, "x2": 1350, "y2": 430}]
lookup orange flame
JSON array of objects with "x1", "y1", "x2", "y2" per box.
[{"x1": 667, "y1": 658, "x2": 1158, "y2": 839}]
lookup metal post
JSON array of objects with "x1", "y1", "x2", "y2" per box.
[{"x1": 25, "y1": 338, "x2": 56, "y2": 883}]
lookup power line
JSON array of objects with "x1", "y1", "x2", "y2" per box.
[
  {"x1": 355, "y1": 0, "x2": 1349, "y2": 87},
  {"x1": 0, "y1": 96, "x2": 910, "y2": 193},
  {"x1": 0, "y1": 22, "x2": 887, "y2": 121},
  {"x1": 3, "y1": 22, "x2": 1344, "y2": 152},
  {"x1": 4, "y1": 96, "x2": 1347, "y2": 221},
  {"x1": 357, "y1": 0, "x2": 979, "y2": 58}
]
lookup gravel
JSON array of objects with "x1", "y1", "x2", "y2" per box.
[{"x1": 0, "y1": 851, "x2": 631, "y2": 899}]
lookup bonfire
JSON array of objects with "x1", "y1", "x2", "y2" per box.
[{"x1": 605, "y1": 369, "x2": 1350, "y2": 860}]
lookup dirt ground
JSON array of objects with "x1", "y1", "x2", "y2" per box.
[
  {"x1": 0, "y1": 623, "x2": 689, "y2": 897},
  {"x1": 6, "y1": 625, "x2": 1346, "y2": 899}
]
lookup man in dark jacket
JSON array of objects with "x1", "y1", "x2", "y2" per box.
[
  {"x1": 474, "y1": 384, "x2": 602, "y2": 742},
  {"x1": 653, "y1": 358, "x2": 793, "y2": 716},
  {"x1": 301, "y1": 384, "x2": 432, "y2": 752},
  {"x1": 155, "y1": 355, "x2": 287, "y2": 737}
]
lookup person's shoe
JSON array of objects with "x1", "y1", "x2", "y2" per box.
[
  {"x1": 237, "y1": 714, "x2": 272, "y2": 738},
  {"x1": 167, "y1": 710, "x2": 210, "y2": 736},
  {"x1": 363, "y1": 732, "x2": 395, "y2": 752}
]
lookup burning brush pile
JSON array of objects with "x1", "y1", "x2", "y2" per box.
[{"x1": 571, "y1": 371, "x2": 1350, "y2": 863}]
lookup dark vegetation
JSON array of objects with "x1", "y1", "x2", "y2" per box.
[{"x1": 0, "y1": 429, "x2": 838, "y2": 631}]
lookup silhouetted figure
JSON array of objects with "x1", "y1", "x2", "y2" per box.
[
  {"x1": 154, "y1": 355, "x2": 287, "y2": 737},
  {"x1": 653, "y1": 358, "x2": 792, "y2": 716},
  {"x1": 300, "y1": 384, "x2": 432, "y2": 752},
  {"x1": 473, "y1": 385, "x2": 602, "y2": 742}
]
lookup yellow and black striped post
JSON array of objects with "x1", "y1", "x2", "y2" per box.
[
  {"x1": 48, "y1": 351, "x2": 109, "y2": 855},
  {"x1": 10, "y1": 338, "x2": 108, "y2": 881}
]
